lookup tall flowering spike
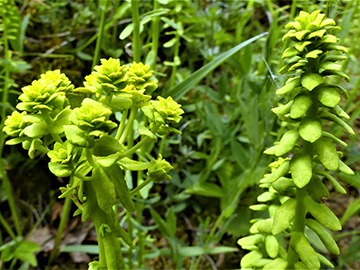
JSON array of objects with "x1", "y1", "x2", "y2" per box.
[
  {"x1": 238, "y1": 10, "x2": 353, "y2": 270},
  {"x1": 17, "y1": 70, "x2": 73, "y2": 113},
  {"x1": 128, "y1": 62, "x2": 158, "y2": 93}
]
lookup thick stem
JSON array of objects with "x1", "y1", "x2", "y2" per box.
[
  {"x1": 85, "y1": 181, "x2": 124, "y2": 269},
  {"x1": 131, "y1": 0, "x2": 141, "y2": 63},
  {"x1": 170, "y1": 33, "x2": 180, "y2": 88},
  {"x1": 286, "y1": 187, "x2": 307, "y2": 269},
  {"x1": 92, "y1": 0, "x2": 109, "y2": 69},
  {"x1": 150, "y1": 0, "x2": 160, "y2": 70}
]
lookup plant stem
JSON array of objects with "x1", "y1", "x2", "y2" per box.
[
  {"x1": 1, "y1": 169, "x2": 22, "y2": 237},
  {"x1": 85, "y1": 181, "x2": 124, "y2": 269},
  {"x1": 115, "y1": 109, "x2": 128, "y2": 141},
  {"x1": 0, "y1": 211, "x2": 17, "y2": 240},
  {"x1": 122, "y1": 136, "x2": 151, "y2": 157},
  {"x1": 92, "y1": 0, "x2": 109, "y2": 69},
  {"x1": 287, "y1": 187, "x2": 307, "y2": 268},
  {"x1": 48, "y1": 177, "x2": 74, "y2": 266},
  {"x1": 119, "y1": 107, "x2": 137, "y2": 144},
  {"x1": 129, "y1": 176, "x2": 153, "y2": 196},
  {"x1": 151, "y1": 0, "x2": 160, "y2": 70},
  {"x1": 126, "y1": 211, "x2": 134, "y2": 269},
  {"x1": 170, "y1": 33, "x2": 180, "y2": 88},
  {"x1": 131, "y1": 0, "x2": 141, "y2": 63}
]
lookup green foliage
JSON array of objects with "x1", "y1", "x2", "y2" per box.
[{"x1": 238, "y1": 10, "x2": 354, "y2": 269}]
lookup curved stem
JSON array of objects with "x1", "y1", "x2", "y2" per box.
[{"x1": 86, "y1": 148, "x2": 96, "y2": 168}]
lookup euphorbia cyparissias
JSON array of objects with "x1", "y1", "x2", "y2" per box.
[
  {"x1": 3, "y1": 58, "x2": 184, "y2": 269},
  {"x1": 237, "y1": 10, "x2": 353, "y2": 270}
]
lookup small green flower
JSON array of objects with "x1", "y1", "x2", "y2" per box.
[
  {"x1": 3, "y1": 111, "x2": 29, "y2": 137},
  {"x1": 151, "y1": 96, "x2": 184, "y2": 124},
  {"x1": 71, "y1": 98, "x2": 117, "y2": 134},
  {"x1": 17, "y1": 70, "x2": 73, "y2": 112},
  {"x1": 147, "y1": 155, "x2": 173, "y2": 182},
  {"x1": 128, "y1": 62, "x2": 158, "y2": 93}
]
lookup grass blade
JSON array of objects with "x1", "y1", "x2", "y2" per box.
[{"x1": 164, "y1": 32, "x2": 268, "y2": 100}]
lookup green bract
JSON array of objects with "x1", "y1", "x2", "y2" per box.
[
  {"x1": 238, "y1": 10, "x2": 353, "y2": 270},
  {"x1": 147, "y1": 154, "x2": 173, "y2": 182}
]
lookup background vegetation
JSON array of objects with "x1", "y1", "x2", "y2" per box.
[{"x1": 1, "y1": 0, "x2": 359, "y2": 269}]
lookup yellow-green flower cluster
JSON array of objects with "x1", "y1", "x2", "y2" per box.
[
  {"x1": 70, "y1": 98, "x2": 117, "y2": 135},
  {"x1": 48, "y1": 141, "x2": 82, "y2": 177},
  {"x1": 3, "y1": 111, "x2": 29, "y2": 137},
  {"x1": 17, "y1": 70, "x2": 73, "y2": 112},
  {"x1": 81, "y1": 58, "x2": 158, "y2": 98},
  {"x1": 127, "y1": 62, "x2": 158, "y2": 93}
]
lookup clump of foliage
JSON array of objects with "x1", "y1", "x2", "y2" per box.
[
  {"x1": 3, "y1": 58, "x2": 183, "y2": 269},
  {"x1": 237, "y1": 10, "x2": 353, "y2": 269}
]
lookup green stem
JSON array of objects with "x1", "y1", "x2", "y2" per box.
[
  {"x1": 135, "y1": 196, "x2": 145, "y2": 268},
  {"x1": 85, "y1": 181, "x2": 124, "y2": 269},
  {"x1": 129, "y1": 176, "x2": 153, "y2": 196},
  {"x1": 115, "y1": 109, "x2": 129, "y2": 141},
  {"x1": 1, "y1": 168, "x2": 22, "y2": 237},
  {"x1": 122, "y1": 136, "x2": 151, "y2": 158},
  {"x1": 151, "y1": 0, "x2": 160, "y2": 70},
  {"x1": 131, "y1": 0, "x2": 141, "y2": 63},
  {"x1": 170, "y1": 33, "x2": 180, "y2": 88},
  {"x1": 126, "y1": 211, "x2": 134, "y2": 269},
  {"x1": 48, "y1": 177, "x2": 74, "y2": 266},
  {"x1": 119, "y1": 107, "x2": 137, "y2": 144},
  {"x1": 92, "y1": 0, "x2": 109, "y2": 69},
  {"x1": 287, "y1": 187, "x2": 307, "y2": 268},
  {"x1": 0, "y1": 211, "x2": 17, "y2": 240},
  {"x1": 158, "y1": 134, "x2": 167, "y2": 155},
  {"x1": 86, "y1": 148, "x2": 96, "y2": 168}
]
